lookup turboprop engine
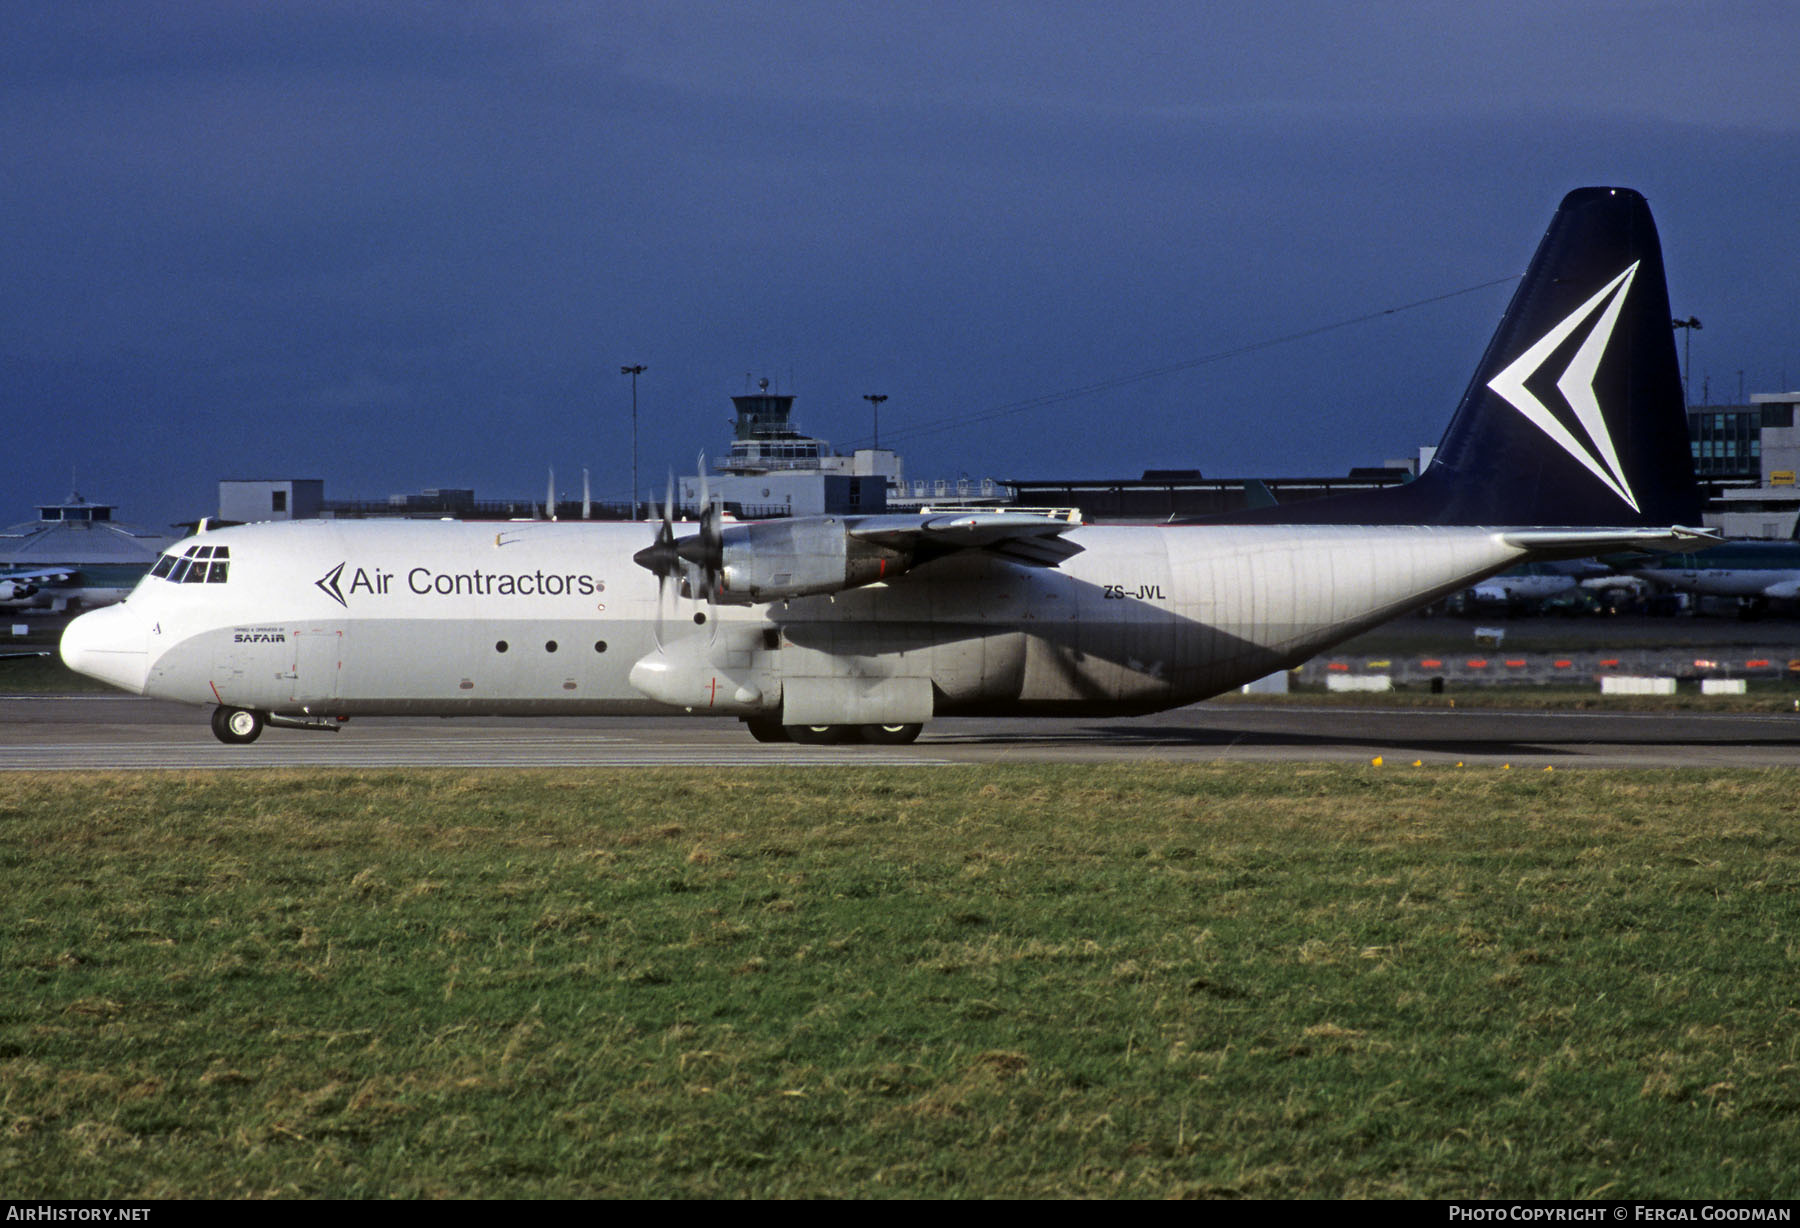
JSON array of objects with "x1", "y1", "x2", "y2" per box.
[{"x1": 633, "y1": 513, "x2": 914, "y2": 603}]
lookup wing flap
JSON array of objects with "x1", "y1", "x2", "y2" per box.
[{"x1": 849, "y1": 512, "x2": 1084, "y2": 567}]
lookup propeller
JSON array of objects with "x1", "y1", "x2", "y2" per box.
[
  {"x1": 632, "y1": 457, "x2": 726, "y2": 645},
  {"x1": 680, "y1": 454, "x2": 724, "y2": 603},
  {"x1": 631, "y1": 474, "x2": 680, "y2": 650}
]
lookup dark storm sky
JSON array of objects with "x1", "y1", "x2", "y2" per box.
[{"x1": 5, "y1": 1, "x2": 1798, "y2": 528}]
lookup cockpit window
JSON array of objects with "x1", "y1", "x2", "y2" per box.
[{"x1": 157, "y1": 544, "x2": 232, "y2": 584}]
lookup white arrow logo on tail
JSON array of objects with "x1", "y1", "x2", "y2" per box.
[{"x1": 1486, "y1": 262, "x2": 1641, "y2": 512}]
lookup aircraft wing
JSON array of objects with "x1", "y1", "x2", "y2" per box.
[
  {"x1": 0, "y1": 567, "x2": 77, "y2": 600},
  {"x1": 1501, "y1": 527, "x2": 1719, "y2": 560},
  {"x1": 848, "y1": 512, "x2": 1085, "y2": 568}
]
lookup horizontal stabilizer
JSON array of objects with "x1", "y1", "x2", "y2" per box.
[{"x1": 1501, "y1": 526, "x2": 1719, "y2": 559}]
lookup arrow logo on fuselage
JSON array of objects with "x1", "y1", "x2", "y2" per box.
[
  {"x1": 1486, "y1": 262, "x2": 1641, "y2": 512},
  {"x1": 315, "y1": 561, "x2": 348, "y2": 607}
]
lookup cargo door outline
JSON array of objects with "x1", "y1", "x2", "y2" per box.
[{"x1": 289, "y1": 626, "x2": 345, "y2": 704}]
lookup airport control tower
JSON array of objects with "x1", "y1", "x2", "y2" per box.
[
  {"x1": 719, "y1": 380, "x2": 835, "y2": 475},
  {"x1": 681, "y1": 380, "x2": 898, "y2": 517}
]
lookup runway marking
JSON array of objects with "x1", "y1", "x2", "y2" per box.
[
  {"x1": 7, "y1": 697, "x2": 1800, "y2": 769},
  {"x1": 0, "y1": 743, "x2": 953, "y2": 770}
]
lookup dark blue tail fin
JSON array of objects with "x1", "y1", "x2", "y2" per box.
[{"x1": 1215, "y1": 187, "x2": 1701, "y2": 527}]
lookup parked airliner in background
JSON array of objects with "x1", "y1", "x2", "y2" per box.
[
  {"x1": 62, "y1": 187, "x2": 1711, "y2": 744},
  {"x1": 1, "y1": 566, "x2": 143, "y2": 613},
  {"x1": 1627, "y1": 540, "x2": 1800, "y2": 614},
  {"x1": 1463, "y1": 562, "x2": 1583, "y2": 610},
  {"x1": 0, "y1": 567, "x2": 76, "y2": 611}
]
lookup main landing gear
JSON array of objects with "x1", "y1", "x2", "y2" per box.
[
  {"x1": 210, "y1": 706, "x2": 265, "y2": 745},
  {"x1": 741, "y1": 718, "x2": 923, "y2": 746}
]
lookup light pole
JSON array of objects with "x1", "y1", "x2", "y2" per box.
[
  {"x1": 1671, "y1": 318, "x2": 1701, "y2": 407},
  {"x1": 863, "y1": 394, "x2": 888, "y2": 450},
  {"x1": 621, "y1": 364, "x2": 646, "y2": 519}
]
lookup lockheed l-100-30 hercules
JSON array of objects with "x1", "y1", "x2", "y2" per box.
[{"x1": 61, "y1": 188, "x2": 1710, "y2": 745}]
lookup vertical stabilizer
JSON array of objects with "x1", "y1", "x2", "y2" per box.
[
  {"x1": 1210, "y1": 187, "x2": 1700, "y2": 527},
  {"x1": 1421, "y1": 186, "x2": 1699, "y2": 526}
]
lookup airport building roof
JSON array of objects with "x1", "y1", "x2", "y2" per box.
[{"x1": 0, "y1": 494, "x2": 173, "y2": 566}]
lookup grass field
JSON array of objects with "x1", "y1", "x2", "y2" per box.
[{"x1": 3, "y1": 765, "x2": 1797, "y2": 1198}]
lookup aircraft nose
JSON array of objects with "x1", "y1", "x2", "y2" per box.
[{"x1": 59, "y1": 604, "x2": 149, "y2": 694}]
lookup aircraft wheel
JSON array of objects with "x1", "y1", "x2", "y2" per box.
[
  {"x1": 743, "y1": 717, "x2": 791, "y2": 743},
  {"x1": 787, "y1": 724, "x2": 849, "y2": 745},
  {"x1": 211, "y1": 706, "x2": 264, "y2": 745},
  {"x1": 860, "y1": 722, "x2": 923, "y2": 745}
]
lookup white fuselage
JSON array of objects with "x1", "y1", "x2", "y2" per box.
[
  {"x1": 62, "y1": 517, "x2": 1539, "y2": 721},
  {"x1": 1467, "y1": 573, "x2": 1578, "y2": 605},
  {"x1": 1630, "y1": 565, "x2": 1800, "y2": 601}
]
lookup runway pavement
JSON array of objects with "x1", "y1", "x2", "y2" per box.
[{"x1": 4, "y1": 693, "x2": 1798, "y2": 769}]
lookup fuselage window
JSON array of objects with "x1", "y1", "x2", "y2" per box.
[{"x1": 496, "y1": 640, "x2": 509, "y2": 653}]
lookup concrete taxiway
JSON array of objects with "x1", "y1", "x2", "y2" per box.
[{"x1": 3, "y1": 694, "x2": 1797, "y2": 770}]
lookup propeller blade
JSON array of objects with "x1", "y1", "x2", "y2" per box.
[
  {"x1": 648, "y1": 472, "x2": 680, "y2": 651},
  {"x1": 694, "y1": 454, "x2": 720, "y2": 642}
]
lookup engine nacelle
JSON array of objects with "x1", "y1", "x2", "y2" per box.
[
  {"x1": 627, "y1": 628, "x2": 779, "y2": 715},
  {"x1": 719, "y1": 518, "x2": 912, "y2": 602}
]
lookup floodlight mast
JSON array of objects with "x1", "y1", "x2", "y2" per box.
[
  {"x1": 1671, "y1": 318, "x2": 1701, "y2": 406},
  {"x1": 621, "y1": 364, "x2": 647, "y2": 520},
  {"x1": 863, "y1": 394, "x2": 888, "y2": 450}
]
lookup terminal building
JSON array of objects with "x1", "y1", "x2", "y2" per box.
[
  {"x1": 1006, "y1": 464, "x2": 1418, "y2": 523},
  {"x1": 213, "y1": 384, "x2": 1800, "y2": 535},
  {"x1": 0, "y1": 493, "x2": 173, "y2": 610},
  {"x1": 216, "y1": 384, "x2": 1003, "y2": 525},
  {"x1": 218, "y1": 477, "x2": 635, "y2": 523},
  {"x1": 1687, "y1": 392, "x2": 1800, "y2": 538}
]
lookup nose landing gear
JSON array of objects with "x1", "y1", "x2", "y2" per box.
[{"x1": 210, "y1": 706, "x2": 265, "y2": 745}]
